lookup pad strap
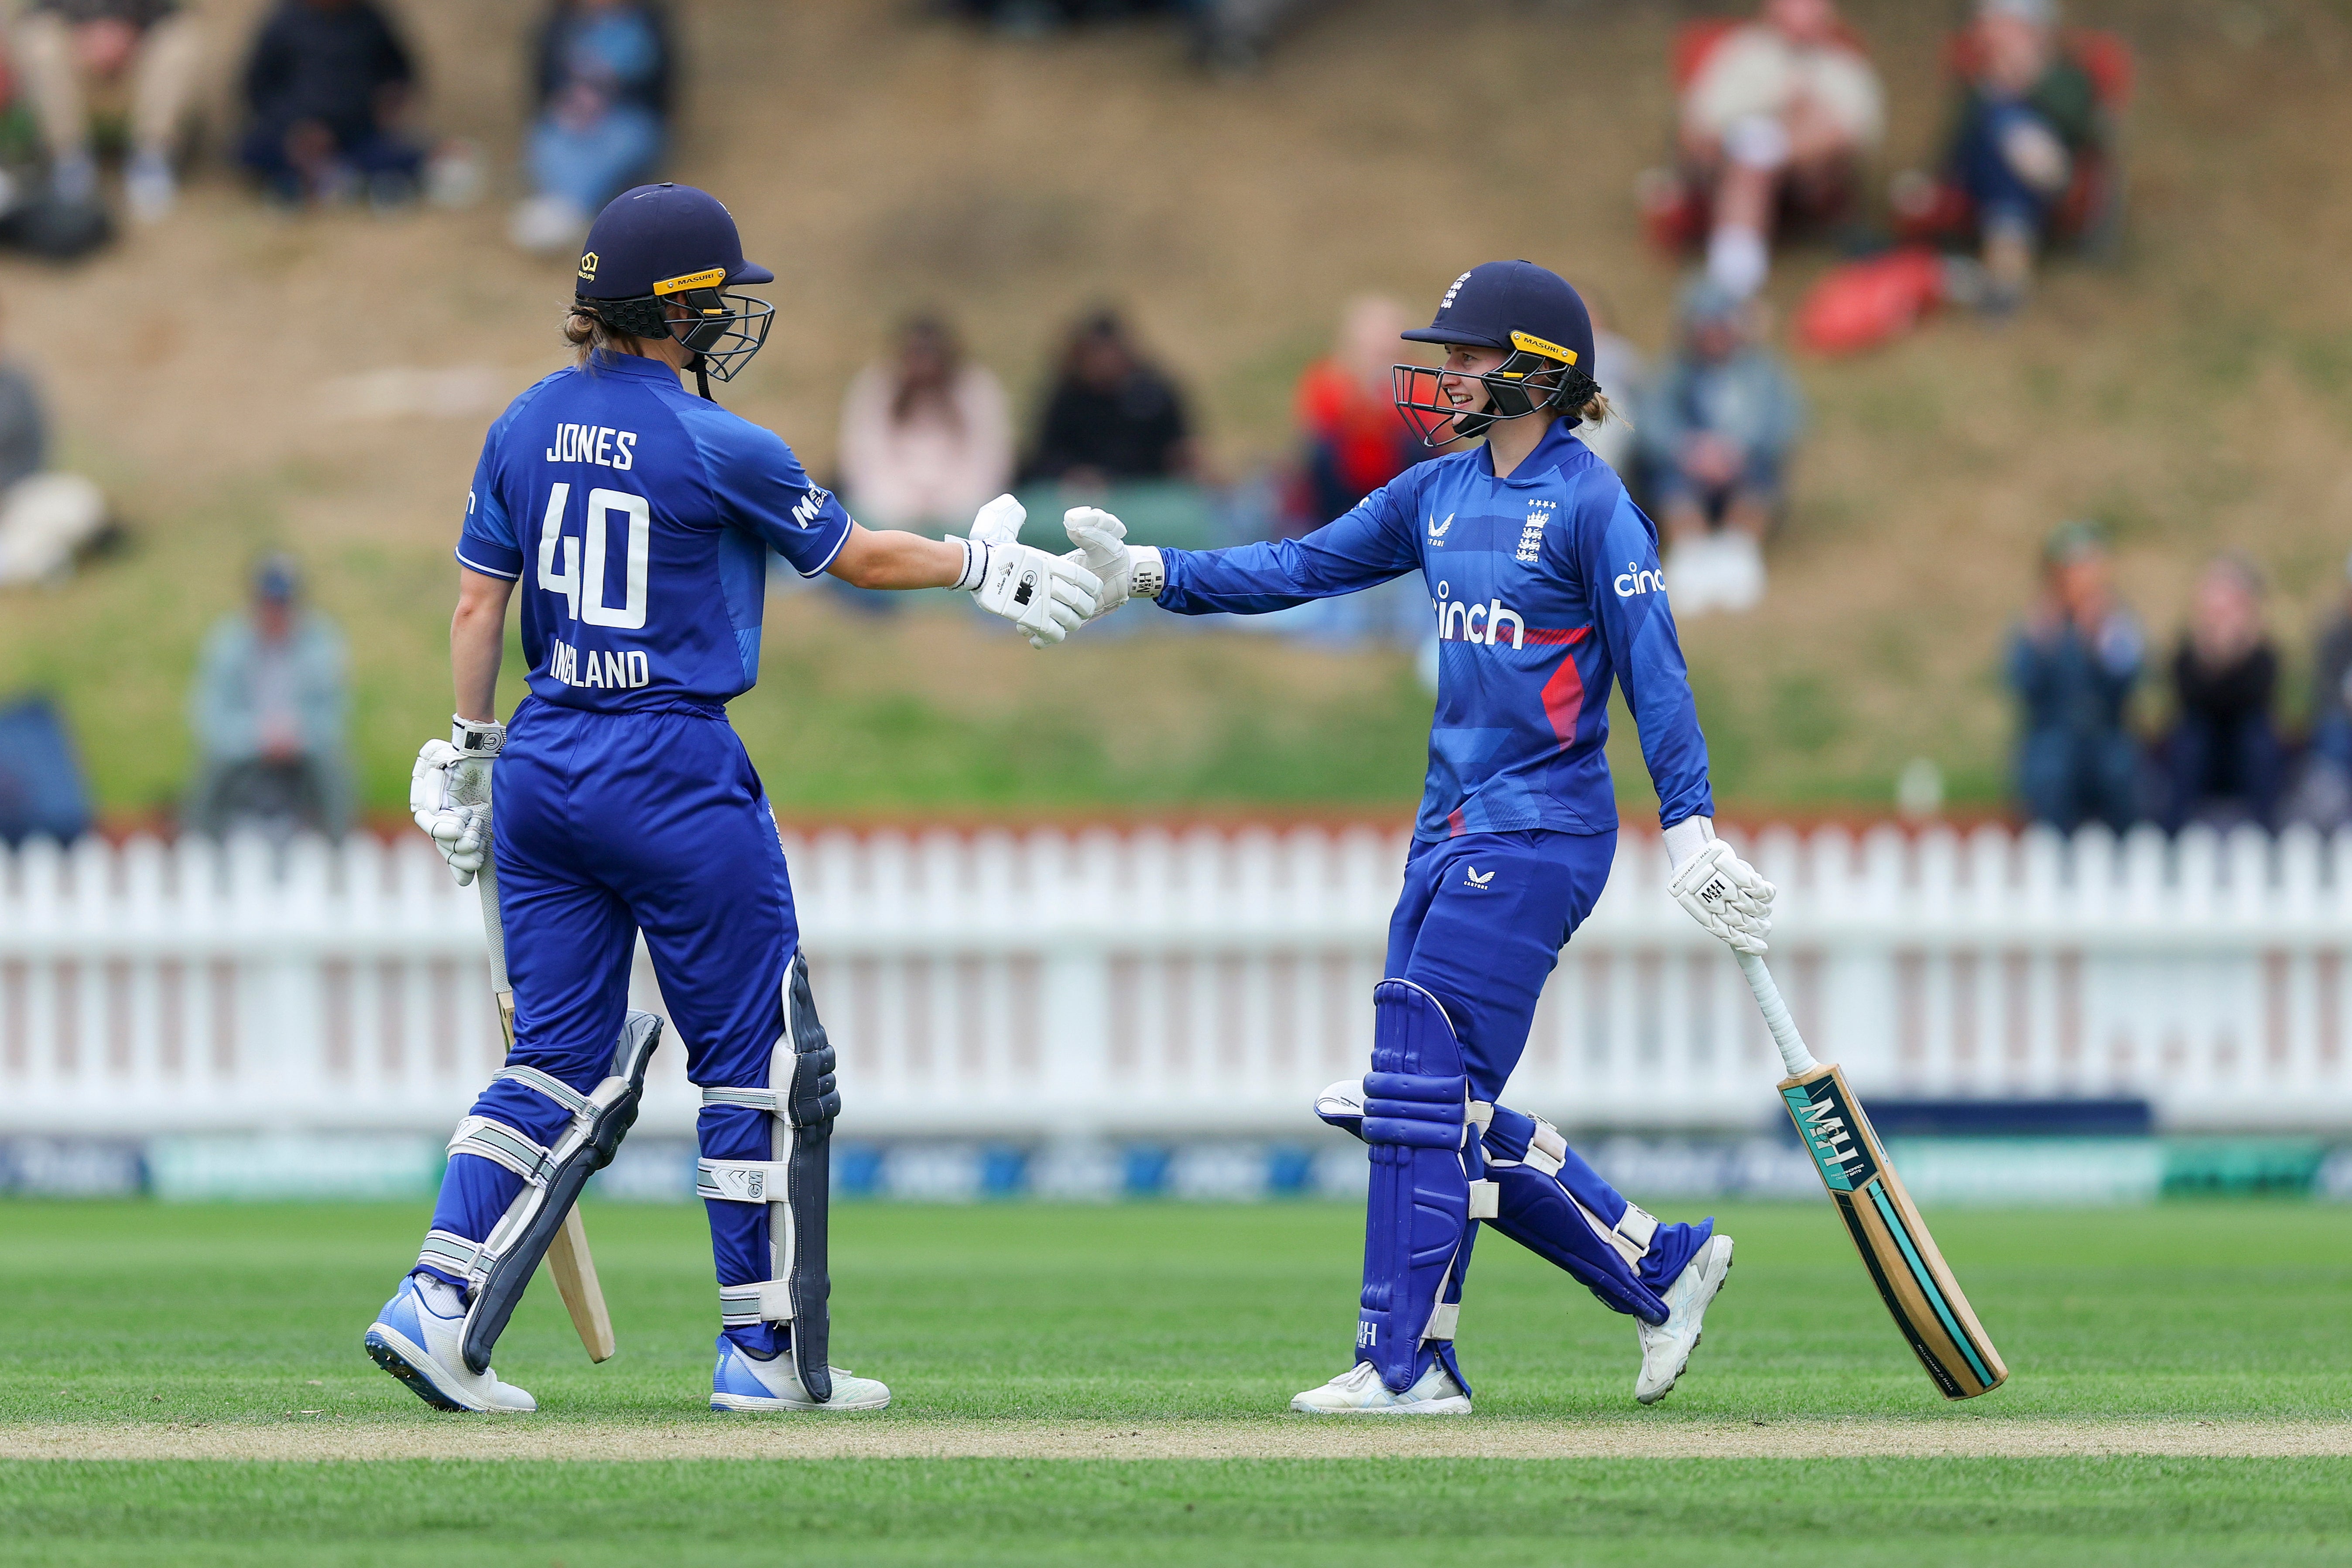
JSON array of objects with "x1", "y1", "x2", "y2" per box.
[
  {"x1": 419, "y1": 1227, "x2": 495, "y2": 1282},
  {"x1": 718, "y1": 1280, "x2": 796, "y2": 1326},
  {"x1": 447, "y1": 1115, "x2": 558, "y2": 1186},
  {"x1": 495, "y1": 1064, "x2": 594, "y2": 1122},
  {"x1": 702, "y1": 1085, "x2": 782, "y2": 1114},
  {"x1": 698, "y1": 1157, "x2": 792, "y2": 1205}
]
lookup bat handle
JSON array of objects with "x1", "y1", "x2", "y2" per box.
[{"x1": 1738, "y1": 950, "x2": 1821, "y2": 1078}]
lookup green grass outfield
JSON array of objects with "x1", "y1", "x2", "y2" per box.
[{"x1": 2, "y1": 1199, "x2": 2348, "y2": 1565}]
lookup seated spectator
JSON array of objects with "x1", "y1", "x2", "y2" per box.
[
  {"x1": 509, "y1": 0, "x2": 674, "y2": 255},
  {"x1": 1668, "y1": 0, "x2": 1884, "y2": 299},
  {"x1": 2162, "y1": 553, "x2": 2284, "y2": 832},
  {"x1": 184, "y1": 555, "x2": 352, "y2": 839},
  {"x1": 1024, "y1": 309, "x2": 1196, "y2": 489},
  {"x1": 0, "y1": 303, "x2": 111, "y2": 588},
  {"x1": 0, "y1": 693, "x2": 92, "y2": 845},
  {"x1": 238, "y1": 0, "x2": 425, "y2": 207},
  {"x1": 13, "y1": 0, "x2": 202, "y2": 221},
  {"x1": 2285, "y1": 550, "x2": 2352, "y2": 828},
  {"x1": 1938, "y1": 0, "x2": 2109, "y2": 310},
  {"x1": 1582, "y1": 290, "x2": 1647, "y2": 479},
  {"x1": 1293, "y1": 294, "x2": 1418, "y2": 528},
  {"x1": 2008, "y1": 522, "x2": 2143, "y2": 833},
  {"x1": 1636, "y1": 277, "x2": 1804, "y2": 615},
  {"x1": 837, "y1": 314, "x2": 1013, "y2": 534}
]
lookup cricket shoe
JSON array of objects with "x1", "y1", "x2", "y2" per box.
[
  {"x1": 363, "y1": 1274, "x2": 536, "y2": 1413},
  {"x1": 1289, "y1": 1359, "x2": 1472, "y2": 1416},
  {"x1": 1635, "y1": 1233, "x2": 1734, "y2": 1405},
  {"x1": 710, "y1": 1336, "x2": 891, "y2": 1412}
]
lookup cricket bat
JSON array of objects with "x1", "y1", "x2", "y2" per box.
[
  {"x1": 1736, "y1": 952, "x2": 2007, "y2": 1400},
  {"x1": 452, "y1": 760, "x2": 618, "y2": 1365}
]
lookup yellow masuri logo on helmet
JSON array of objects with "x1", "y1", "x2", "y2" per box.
[{"x1": 577, "y1": 252, "x2": 599, "y2": 281}]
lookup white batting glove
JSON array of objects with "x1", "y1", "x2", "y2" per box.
[
  {"x1": 959, "y1": 494, "x2": 1101, "y2": 647},
  {"x1": 1666, "y1": 824, "x2": 1775, "y2": 956},
  {"x1": 1064, "y1": 506, "x2": 1164, "y2": 620},
  {"x1": 408, "y1": 717, "x2": 503, "y2": 886}
]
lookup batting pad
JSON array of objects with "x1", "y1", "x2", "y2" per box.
[
  {"x1": 417, "y1": 1010, "x2": 664, "y2": 1376},
  {"x1": 1356, "y1": 979, "x2": 1485, "y2": 1395}
]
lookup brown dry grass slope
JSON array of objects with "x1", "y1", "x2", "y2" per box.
[{"x1": 3, "y1": 0, "x2": 2349, "y2": 816}]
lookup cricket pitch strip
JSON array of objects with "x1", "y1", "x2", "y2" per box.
[{"x1": 5, "y1": 1418, "x2": 2348, "y2": 1462}]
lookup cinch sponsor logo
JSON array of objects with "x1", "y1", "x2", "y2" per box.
[
  {"x1": 1613, "y1": 560, "x2": 1665, "y2": 598},
  {"x1": 546, "y1": 423, "x2": 638, "y2": 470},
  {"x1": 1432, "y1": 582, "x2": 1526, "y2": 648},
  {"x1": 1782, "y1": 1079, "x2": 1878, "y2": 1192},
  {"x1": 549, "y1": 638, "x2": 651, "y2": 691}
]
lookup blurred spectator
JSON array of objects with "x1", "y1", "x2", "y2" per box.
[
  {"x1": 238, "y1": 0, "x2": 425, "y2": 207},
  {"x1": 1935, "y1": 0, "x2": 2108, "y2": 310},
  {"x1": 1024, "y1": 309, "x2": 1196, "y2": 488},
  {"x1": 0, "y1": 694, "x2": 92, "y2": 845},
  {"x1": 1638, "y1": 278, "x2": 1803, "y2": 615},
  {"x1": 2287, "y1": 551, "x2": 2352, "y2": 828},
  {"x1": 837, "y1": 314, "x2": 1012, "y2": 532},
  {"x1": 509, "y1": 0, "x2": 675, "y2": 255},
  {"x1": 0, "y1": 305, "x2": 111, "y2": 588},
  {"x1": 2008, "y1": 522, "x2": 2142, "y2": 833},
  {"x1": 14, "y1": 0, "x2": 203, "y2": 222},
  {"x1": 184, "y1": 555, "x2": 352, "y2": 839},
  {"x1": 950, "y1": 0, "x2": 1180, "y2": 33},
  {"x1": 1662, "y1": 0, "x2": 1883, "y2": 299},
  {"x1": 1582, "y1": 290, "x2": 1647, "y2": 479},
  {"x1": 1293, "y1": 295, "x2": 1417, "y2": 528},
  {"x1": 2161, "y1": 553, "x2": 2283, "y2": 832}
]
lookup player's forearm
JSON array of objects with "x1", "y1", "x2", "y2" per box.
[
  {"x1": 825, "y1": 523, "x2": 965, "y2": 591},
  {"x1": 450, "y1": 569, "x2": 515, "y2": 722}
]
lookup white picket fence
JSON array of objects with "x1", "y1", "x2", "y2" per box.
[{"x1": 2, "y1": 821, "x2": 2349, "y2": 1140}]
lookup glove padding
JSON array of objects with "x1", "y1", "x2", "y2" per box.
[
  {"x1": 409, "y1": 739, "x2": 490, "y2": 886},
  {"x1": 1062, "y1": 506, "x2": 1131, "y2": 622},
  {"x1": 965, "y1": 496, "x2": 1099, "y2": 646},
  {"x1": 1668, "y1": 837, "x2": 1775, "y2": 955}
]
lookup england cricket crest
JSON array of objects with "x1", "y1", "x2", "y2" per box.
[{"x1": 1516, "y1": 500, "x2": 1553, "y2": 564}]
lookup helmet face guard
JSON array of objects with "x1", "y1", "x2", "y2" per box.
[
  {"x1": 1391, "y1": 331, "x2": 1599, "y2": 448},
  {"x1": 578, "y1": 281, "x2": 776, "y2": 383}
]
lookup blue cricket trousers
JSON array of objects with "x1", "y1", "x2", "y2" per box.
[{"x1": 421, "y1": 697, "x2": 802, "y2": 1355}]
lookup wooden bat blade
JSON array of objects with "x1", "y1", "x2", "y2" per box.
[
  {"x1": 1780, "y1": 1063, "x2": 2008, "y2": 1399},
  {"x1": 545, "y1": 1205, "x2": 617, "y2": 1363}
]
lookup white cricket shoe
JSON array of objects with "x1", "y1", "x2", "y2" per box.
[
  {"x1": 363, "y1": 1274, "x2": 536, "y2": 1413},
  {"x1": 1635, "y1": 1233, "x2": 1734, "y2": 1405},
  {"x1": 1290, "y1": 1359, "x2": 1472, "y2": 1416},
  {"x1": 710, "y1": 1336, "x2": 891, "y2": 1412}
]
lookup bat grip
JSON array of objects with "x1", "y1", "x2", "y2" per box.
[
  {"x1": 475, "y1": 856, "x2": 509, "y2": 995},
  {"x1": 1737, "y1": 950, "x2": 1820, "y2": 1078}
]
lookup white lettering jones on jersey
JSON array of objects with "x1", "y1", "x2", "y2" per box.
[{"x1": 544, "y1": 424, "x2": 640, "y2": 471}]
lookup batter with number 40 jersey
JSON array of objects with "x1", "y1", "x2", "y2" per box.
[
  {"x1": 1056, "y1": 261, "x2": 1778, "y2": 1413},
  {"x1": 364, "y1": 184, "x2": 1099, "y2": 1415}
]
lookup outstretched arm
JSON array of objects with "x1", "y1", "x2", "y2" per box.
[
  {"x1": 824, "y1": 522, "x2": 965, "y2": 589},
  {"x1": 1151, "y1": 475, "x2": 1422, "y2": 616}
]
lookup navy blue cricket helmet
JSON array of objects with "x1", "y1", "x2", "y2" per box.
[
  {"x1": 1393, "y1": 260, "x2": 1602, "y2": 446},
  {"x1": 573, "y1": 184, "x2": 775, "y2": 386}
]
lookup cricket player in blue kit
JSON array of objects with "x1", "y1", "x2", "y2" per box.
[
  {"x1": 363, "y1": 185, "x2": 1100, "y2": 1414},
  {"x1": 1059, "y1": 261, "x2": 1777, "y2": 1413}
]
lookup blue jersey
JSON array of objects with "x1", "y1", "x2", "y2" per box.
[
  {"x1": 1156, "y1": 421, "x2": 1712, "y2": 841},
  {"x1": 455, "y1": 349, "x2": 851, "y2": 712}
]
